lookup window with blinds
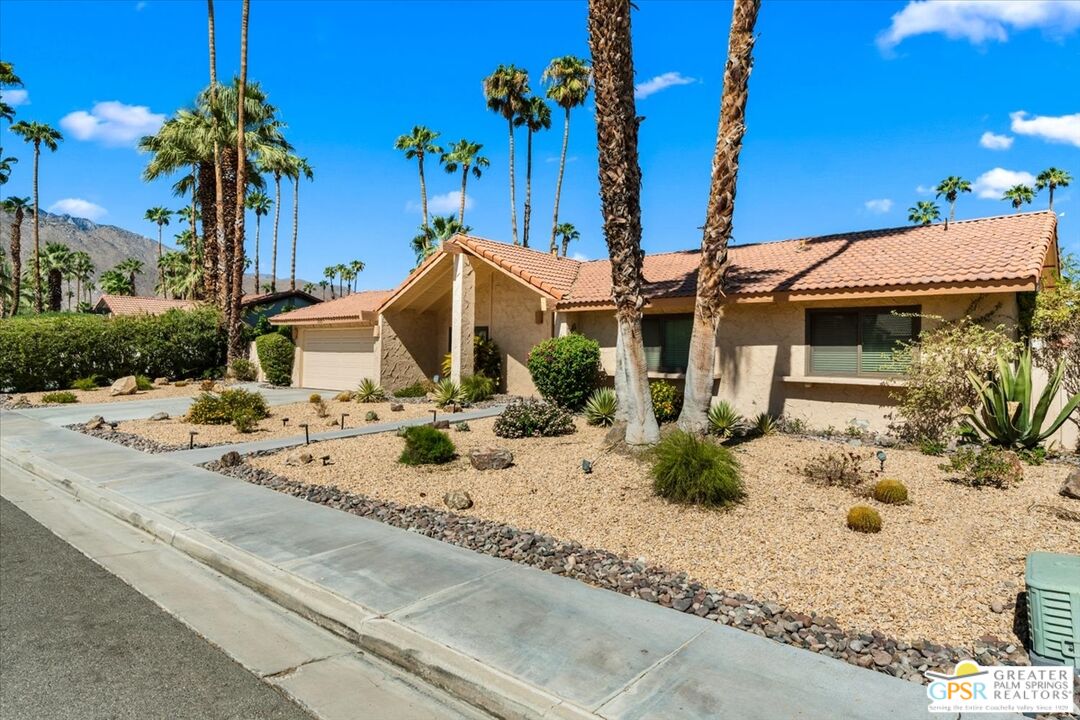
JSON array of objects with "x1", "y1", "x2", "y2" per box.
[
  {"x1": 807, "y1": 307, "x2": 918, "y2": 376},
  {"x1": 642, "y1": 314, "x2": 693, "y2": 373}
]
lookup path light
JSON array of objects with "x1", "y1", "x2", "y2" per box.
[
  {"x1": 340, "y1": 413, "x2": 349, "y2": 430},
  {"x1": 876, "y1": 450, "x2": 887, "y2": 472},
  {"x1": 431, "y1": 409, "x2": 438, "y2": 425},
  {"x1": 299, "y1": 423, "x2": 310, "y2": 445},
  {"x1": 189, "y1": 431, "x2": 199, "y2": 449},
  {"x1": 581, "y1": 459, "x2": 593, "y2": 474},
  {"x1": 282, "y1": 418, "x2": 289, "y2": 427}
]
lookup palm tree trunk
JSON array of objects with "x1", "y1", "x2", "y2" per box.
[
  {"x1": 75, "y1": 275, "x2": 81, "y2": 311},
  {"x1": 228, "y1": 0, "x2": 250, "y2": 363},
  {"x1": 198, "y1": 161, "x2": 218, "y2": 300},
  {"x1": 523, "y1": 128, "x2": 533, "y2": 248},
  {"x1": 32, "y1": 143, "x2": 42, "y2": 313},
  {"x1": 254, "y1": 214, "x2": 260, "y2": 295},
  {"x1": 561, "y1": 234, "x2": 570, "y2": 257},
  {"x1": 678, "y1": 0, "x2": 759, "y2": 432},
  {"x1": 271, "y1": 173, "x2": 281, "y2": 293},
  {"x1": 507, "y1": 119, "x2": 519, "y2": 245},
  {"x1": 1049, "y1": 185, "x2": 1055, "y2": 211},
  {"x1": 9, "y1": 211, "x2": 21, "y2": 316},
  {"x1": 157, "y1": 225, "x2": 164, "y2": 296},
  {"x1": 418, "y1": 152, "x2": 429, "y2": 231},
  {"x1": 459, "y1": 167, "x2": 468, "y2": 224},
  {"x1": 208, "y1": 0, "x2": 225, "y2": 307},
  {"x1": 588, "y1": 0, "x2": 658, "y2": 445},
  {"x1": 190, "y1": 164, "x2": 199, "y2": 279},
  {"x1": 290, "y1": 175, "x2": 299, "y2": 291},
  {"x1": 551, "y1": 106, "x2": 571, "y2": 253}
]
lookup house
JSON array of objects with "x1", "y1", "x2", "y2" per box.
[
  {"x1": 93, "y1": 295, "x2": 198, "y2": 316},
  {"x1": 241, "y1": 289, "x2": 321, "y2": 326},
  {"x1": 271, "y1": 211, "x2": 1072, "y2": 444}
]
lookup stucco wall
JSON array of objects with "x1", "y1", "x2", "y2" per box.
[{"x1": 380, "y1": 310, "x2": 439, "y2": 390}]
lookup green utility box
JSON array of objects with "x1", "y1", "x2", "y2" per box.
[{"x1": 1025, "y1": 552, "x2": 1080, "y2": 668}]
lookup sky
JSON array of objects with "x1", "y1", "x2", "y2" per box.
[{"x1": 1, "y1": 0, "x2": 1078, "y2": 291}]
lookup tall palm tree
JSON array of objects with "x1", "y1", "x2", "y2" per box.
[
  {"x1": 302, "y1": 282, "x2": 317, "y2": 294},
  {"x1": 678, "y1": 0, "x2": 760, "y2": 432},
  {"x1": 207, "y1": 0, "x2": 226, "y2": 307},
  {"x1": 1, "y1": 196, "x2": 30, "y2": 316},
  {"x1": 40, "y1": 242, "x2": 72, "y2": 312},
  {"x1": 0, "y1": 60, "x2": 21, "y2": 124},
  {"x1": 323, "y1": 265, "x2": 338, "y2": 299},
  {"x1": 318, "y1": 279, "x2": 328, "y2": 299},
  {"x1": 339, "y1": 265, "x2": 355, "y2": 295},
  {"x1": 483, "y1": 64, "x2": 530, "y2": 245},
  {"x1": 440, "y1": 139, "x2": 489, "y2": 224},
  {"x1": 246, "y1": 190, "x2": 271, "y2": 293},
  {"x1": 394, "y1": 126, "x2": 441, "y2": 232},
  {"x1": 908, "y1": 200, "x2": 941, "y2": 225},
  {"x1": 70, "y1": 251, "x2": 94, "y2": 309},
  {"x1": 99, "y1": 268, "x2": 133, "y2": 296},
  {"x1": 588, "y1": 0, "x2": 658, "y2": 445},
  {"x1": 115, "y1": 258, "x2": 144, "y2": 292},
  {"x1": 0, "y1": 153, "x2": 15, "y2": 184},
  {"x1": 1002, "y1": 184, "x2": 1035, "y2": 212},
  {"x1": 515, "y1": 96, "x2": 551, "y2": 248},
  {"x1": 144, "y1": 206, "x2": 172, "y2": 295},
  {"x1": 227, "y1": 0, "x2": 252, "y2": 363},
  {"x1": 287, "y1": 156, "x2": 313, "y2": 291},
  {"x1": 556, "y1": 222, "x2": 579, "y2": 257},
  {"x1": 10, "y1": 120, "x2": 63, "y2": 312},
  {"x1": 409, "y1": 215, "x2": 471, "y2": 267},
  {"x1": 934, "y1": 176, "x2": 971, "y2": 227},
  {"x1": 348, "y1": 259, "x2": 365, "y2": 292},
  {"x1": 1035, "y1": 167, "x2": 1072, "y2": 211},
  {"x1": 542, "y1": 55, "x2": 591, "y2": 253},
  {"x1": 255, "y1": 147, "x2": 292, "y2": 293}
]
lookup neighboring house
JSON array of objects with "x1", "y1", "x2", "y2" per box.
[
  {"x1": 93, "y1": 295, "x2": 197, "y2": 316},
  {"x1": 271, "y1": 211, "x2": 1072, "y2": 444},
  {"x1": 241, "y1": 289, "x2": 321, "y2": 326}
]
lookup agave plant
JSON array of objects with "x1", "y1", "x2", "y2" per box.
[
  {"x1": 708, "y1": 400, "x2": 743, "y2": 437},
  {"x1": 963, "y1": 348, "x2": 1080, "y2": 450},
  {"x1": 461, "y1": 373, "x2": 495, "y2": 402},
  {"x1": 433, "y1": 378, "x2": 463, "y2": 407},
  {"x1": 753, "y1": 412, "x2": 778, "y2": 436},
  {"x1": 355, "y1": 378, "x2": 386, "y2": 403},
  {"x1": 584, "y1": 387, "x2": 618, "y2": 426}
]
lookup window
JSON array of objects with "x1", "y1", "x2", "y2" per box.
[
  {"x1": 642, "y1": 314, "x2": 693, "y2": 374},
  {"x1": 806, "y1": 307, "x2": 918, "y2": 376},
  {"x1": 447, "y1": 326, "x2": 490, "y2": 352}
]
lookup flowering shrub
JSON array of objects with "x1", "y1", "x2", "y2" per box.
[{"x1": 526, "y1": 334, "x2": 600, "y2": 410}]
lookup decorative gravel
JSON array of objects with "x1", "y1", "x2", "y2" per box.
[
  {"x1": 12, "y1": 382, "x2": 204, "y2": 407},
  {"x1": 247, "y1": 419, "x2": 1078, "y2": 649},
  {"x1": 68, "y1": 423, "x2": 186, "y2": 453}
]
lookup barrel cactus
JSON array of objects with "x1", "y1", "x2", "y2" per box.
[
  {"x1": 871, "y1": 479, "x2": 909, "y2": 505},
  {"x1": 846, "y1": 505, "x2": 882, "y2": 533}
]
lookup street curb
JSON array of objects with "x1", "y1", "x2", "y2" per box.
[{"x1": 5, "y1": 448, "x2": 594, "y2": 720}]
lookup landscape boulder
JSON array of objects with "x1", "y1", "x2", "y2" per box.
[
  {"x1": 85, "y1": 415, "x2": 107, "y2": 430},
  {"x1": 154, "y1": 377, "x2": 169, "y2": 386},
  {"x1": 110, "y1": 375, "x2": 138, "y2": 396},
  {"x1": 149, "y1": 412, "x2": 170, "y2": 422},
  {"x1": 286, "y1": 451, "x2": 314, "y2": 466},
  {"x1": 432, "y1": 420, "x2": 450, "y2": 430},
  {"x1": 468, "y1": 446, "x2": 513, "y2": 471},
  {"x1": 1061, "y1": 469, "x2": 1080, "y2": 501},
  {"x1": 389, "y1": 402, "x2": 404, "y2": 412},
  {"x1": 443, "y1": 490, "x2": 473, "y2": 510},
  {"x1": 219, "y1": 451, "x2": 242, "y2": 467}
]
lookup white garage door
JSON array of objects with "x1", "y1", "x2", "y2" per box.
[{"x1": 300, "y1": 327, "x2": 376, "y2": 390}]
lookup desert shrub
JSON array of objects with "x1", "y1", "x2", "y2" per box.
[
  {"x1": 333, "y1": 391, "x2": 353, "y2": 402},
  {"x1": 493, "y1": 398, "x2": 575, "y2": 438},
  {"x1": 356, "y1": 378, "x2": 386, "y2": 403},
  {"x1": 871, "y1": 479, "x2": 909, "y2": 504},
  {"x1": 1029, "y1": 254, "x2": 1080, "y2": 441},
  {"x1": 398, "y1": 425, "x2": 456, "y2": 465},
  {"x1": 365, "y1": 410, "x2": 379, "y2": 422},
  {"x1": 135, "y1": 375, "x2": 154, "y2": 391},
  {"x1": 433, "y1": 378, "x2": 463, "y2": 407},
  {"x1": 174, "y1": 379, "x2": 190, "y2": 387},
  {"x1": 70, "y1": 375, "x2": 104, "y2": 391},
  {"x1": 255, "y1": 333, "x2": 295, "y2": 386},
  {"x1": 526, "y1": 334, "x2": 600, "y2": 410},
  {"x1": 803, "y1": 449, "x2": 866, "y2": 488},
  {"x1": 461, "y1": 374, "x2": 495, "y2": 402},
  {"x1": 584, "y1": 387, "x2": 618, "y2": 426},
  {"x1": 752, "y1": 412, "x2": 777, "y2": 436},
  {"x1": 650, "y1": 380, "x2": 682, "y2": 423},
  {"x1": 1017, "y1": 447, "x2": 1047, "y2": 466},
  {"x1": 199, "y1": 379, "x2": 215, "y2": 391},
  {"x1": 651, "y1": 430, "x2": 743, "y2": 507},
  {"x1": 393, "y1": 382, "x2": 429, "y2": 398},
  {"x1": 454, "y1": 421, "x2": 470, "y2": 432},
  {"x1": 918, "y1": 438, "x2": 946, "y2": 456},
  {"x1": 187, "y1": 388, "x2": 269, "y2": 425},
  {"x1": 0, "y1": 308, "x2": 225, "y2": 392},
  {"x1": 309, "y1": 393, "x2": 322, "y2": 404},
  {"x1": 313, "y1": 399, "x2": 329, "y2": 418},
  {"x1": 232, "y1": 410, "x2": 258, "y2": 433},
  {"x1": 941, "y1": 446, "x2": 1022, "y2": 489},
  {"x1": 708, "y1": 400, "x2": 743, "y2": 437},
  {"x1": 230, "y1": 358, "x2": 257, "y2": 382},
  {"x1": 846, "y1": 506, "x2": 882, "y2": 533},
  {"x1": 440, "y1": 336, "x2": 503, "y2": 385},
  {"x1": 41, "y1": 391, "x2": 78, "y2": 404}
]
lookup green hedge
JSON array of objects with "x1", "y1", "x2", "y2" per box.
[
  {"x1": 526, "y1": 334, "x2": 601, "y2": 410},
  {"x1": 256, "y1": 332, "x2": 295, "y2": 386},
  {"x1": 0, "y1": 309, "x2": 225, "y2": 392}
]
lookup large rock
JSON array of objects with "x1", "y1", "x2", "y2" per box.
[
  {"x1": 85, "y1": 415, "x2": 107, "y2": 430},
  {"x1": 110, "y1": 375, "x2": 138, "y2": 396},
  {"x1": 1061, "y1": 468, "x2": 1080, "y2": 501},
  {"x1": 153, "y1": 377, "x2": 169, "y2": 386},
  {"x1": 149, "y1": 411, "x2": 169, "y2": 422},
  {"x1": 219, "y1": 451, "x2": 242, "y2": 467},
  {"x1": 389, "y1": 402, "x2": 404, "y2": 412},
  {"x1": 443, "y1": 490, "x2": 473, "y2": 510},
  {"x1": 286, "y1": 451, "x2": 314, "y2": 466},
  {"x1": 468, "y1": 446, "x2": 513, "y2": 471}
]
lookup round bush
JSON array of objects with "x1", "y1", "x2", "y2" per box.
[
  {"x1": 187, "y1": 388, "x2": 269, "y2": 425},
  {"x1": 651, "y1": 430, "x2": 743, "y2": 507},
  {"x1": 493, "y1": 398, "x2": 576, "y2": 438},
  {"x1": 846, "y1": 505, "x2": 882, "y2": 533},
  {"x1": 871, "y1": 479, "x2": 909, "y2": 504},
  {"x1": 230, "y1": 358, "x2": 258, "y2": 382},
  {"x1": 255, "y1": 333, "x2": 295, "y2": 386},
  {"x1": 526, "y1": 334, "x2": 600, "y2": 410},
  {"x1": 309, "y1": 393, "x2": 323, "y2": 404},
  {"x1": 399, "y1": 425, "x2": 456, "y2": 465}
]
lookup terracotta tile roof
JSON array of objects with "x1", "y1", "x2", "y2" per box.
[
  {"x1": 450, "y1": 234, "x2": 582, "y2": 298},
  {"x1": 241, "y1": 289, "x2": 321, "y2": 307},
  {"x1": 269, "y1": 289, "x2": 391, "y2": 324},
  {"x1": 94, "y1": 295, "x2": 198, "y2": 316},
  {"x1": 561, "y1": 211, "x2": 1058, "y2": 307}
]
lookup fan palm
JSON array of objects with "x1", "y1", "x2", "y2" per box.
[
  {"x1": 542, "y1": 55, "x2": 591, "y2": 253},
  {"x1": 0, "y1": 153, "x2": 15, "y2": 184},
  {"x1": 246, "y1": 190, "x2": 272, "y2": 294},
  {"x1": 934, "y1": 176, "x2": 971, "y2": 226},
  {"x1": 1035, "y1": 168, "x2": 1071, "y2": 211},
  {"x1": 908, "y1": 200, "x2": 940, "y2": 225},
  {"x1": 515, "y1": 95, "x2": 551, "y2": 248},
  {"x1": 144, "y1": 206, "x2": 172, "y2": 295},
  {"x1": 339, "y1": 266, "x2": 355, "y2": 295},
  {"x1": 40, "y1": 242, "x2": 72, "y2": 312},
  {"x1": 70, "y1": 251, "x2": 94, "y2": 308},
  {"x1": 440, "y1": 139, "x2": 489, "y2": 224},
  {"x1": 286, "y1": 155, "x2": 313, "y2": 291},
  {"x1": 394, "y1": 126, "x2": 441, "y2": 232},
  {"x1": 1, "y1": 195, "x2": 31, "y2": 315},
  {"x1": 409, "y1": 216, "x2": 472, "y2": 267},
  {"x1": 0, "y1": 61, "x2": 20, "y2": 124},
  {"x1": 1002, "y1": 184, "x2": 1034, "y2": 212},
  {"x1": 115, "y1": 258, "x2": 144, "y2": 292},
  {"x1": 556, "y1": 222, "x2": 580, "y2": 257},
  {"x1": 99, "y1": 268, "x2": 133, "y2": 296},
  {"x1": 318, "y1": 279, "x2": 328, "y2": 299},
  {"x1": 10, "y1": 120, "x2": 63, "y2": 312},
  {"x1": 348, "y1": 259, "x2": 365, "y2": 292},
  {"x1": 323, "y1": 265, "x2": 338, "y2": 299},
  {"x1": 483, "y1": 64, "x2": 530, "y2": 245}
]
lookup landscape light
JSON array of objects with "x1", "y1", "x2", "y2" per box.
[
  {"x1": 188, "y1": 430, "x2": 199, "y2": 449},
  {"x1": 282, "y1": 418, "x2": 289, "y2": 427},
  {"x1": 876, "y1": 450, "x2": 887, "y2": 472},
  {"x1": 299, "y1": 423, "x2": 310, "y2": 445},
  {"x1": 340, "y1": 413, "x2": 349, "y2": 430},
  {"x1": 581, "y1": 459, "x2": 593, "y2": 474}
]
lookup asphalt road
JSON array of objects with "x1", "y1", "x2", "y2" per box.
[{"x1": 0, "y1": 497, "x2": 313, "y2": 720}]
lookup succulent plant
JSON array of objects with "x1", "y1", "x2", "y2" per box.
[
  {"x1": 584, "y1": 387, "x2": 618, "y2": 426},
  {"x1": 846, "y1": 505, "x2": 882, "y2": 533},
  {"x1": 707, "y1": 400, "x2": 743, "y2": 437},
  {"x1": 871, "y1": 479, "x2": 909, "y2": 504}
]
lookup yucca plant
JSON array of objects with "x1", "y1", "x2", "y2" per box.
[
  {"x1": 433, "y1": 378, "x2": 463, "y2": 407},
  {"x1": 584, "y1": 387, "x2": 618, "y2": 426},
  {"x1": 753, "y1": 412, "x2": 778, "y2": 436},
  {"x1": 355, "y1": 378, "x2": 386, "y2": 403},
  {"x1": 963, "y1": 348, "x2": 1080, "y2": 449},
  {"x1": 461, "y1": 374, "x2": 495, "y2": 402},
  {"x1": 707, "y1": 400, "x2": 743, "y2": 437}
]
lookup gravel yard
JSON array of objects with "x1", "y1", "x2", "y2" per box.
[
  {"x1": 18, "y1": 382, "x2": 205, "y2": 406},
  {"x1": 251, "y1": 419, "x2": 1079, "y2": 647},
  {"x1": 118, "y1": 398, "x2": 435, "y2": 446}
]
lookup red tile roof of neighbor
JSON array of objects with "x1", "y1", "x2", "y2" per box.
[
  {"x1": 94, "y1": 295, "x2": 198, "y2": 316},
  {"x1": 270, "y1": 289, "x2": 392, "y2": 324},
  {"x1": 241, "y1": 289, "x2": 322, "y2": 307}
]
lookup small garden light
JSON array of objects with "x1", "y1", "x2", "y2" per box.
[
  {"x1": 876, "y1": 450, "x2": 887, "y2": 472},
  {"x1": 299, "y1": 423, "x2": 310, "y2": 445},
  {"x1": 581, "y1": 459, "x2": 593, "y2": 474},
  {"x1": 282, "y1": 417, "x2": 289, "y2": 427},
  {"x1": 188, "y1": 430, "x2": 199, "y2": 449},
  {"x1": 340, "y1": 413, "x2": 349, "y2": 430},
  {"x1": 431, "y1": 409, "x2": 438, "y2": 425}
]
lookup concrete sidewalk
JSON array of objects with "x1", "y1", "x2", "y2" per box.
[{"x1": 0, "y1": 410, "x2": 983, "y2": 720}]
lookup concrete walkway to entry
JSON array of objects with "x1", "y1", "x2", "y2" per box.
[{"x1": 0, "y1": 410, "x2": 1007, "y2": 720}]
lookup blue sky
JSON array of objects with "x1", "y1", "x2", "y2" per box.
[{"x1": 1, "y1": 0, "x2": 1078, "y2": 290}]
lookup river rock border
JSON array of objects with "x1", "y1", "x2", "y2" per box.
[
  {"x1": 67, "y1": 423, "x2": 187, "y2": 453},
  {"x1": 204, "y1": 456, "x2": 1031, "y2": 684}
]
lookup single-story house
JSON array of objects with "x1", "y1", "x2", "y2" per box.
[
  {"x1": 241, "y1": 289, "x2": 321, "y2": 326},
  {"x1": 93, "y1": 295, "x2": 198, "y2": 316},
  {"x1": 271, "y1": 211, "x2": 1074, "y2": 445}
]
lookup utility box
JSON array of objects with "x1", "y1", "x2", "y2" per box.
[{"x1": 1025, "y1": 552, "x2": 1080, "y2": 668}]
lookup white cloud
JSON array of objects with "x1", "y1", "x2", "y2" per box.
[
  {"x1": 979, "y1": 131, "x2": 1014, "y2": 150},
  {"x1": 2, "y1": 88, "x2": 29, "y2": 107},
  {"x1": 634, "y1": 72, "x2": 696, "y2": 100},
  {"x1": 971, "y1": 167, "x2": 1036, "y2": 199},
  {"x1": 60, "y1": 101, "x2": 165, "y2": 147},
  {"x1": 915, "y1": 184, "x2": 935, "y2": 195},
  {"x1": 571, "y1": 252, "x2": 589, "y2": 262},
  {"x1": 864, "y1": 198, "x2": 894, "y2": 213},
  {"x1": 877, "y1": 0, "x2": 1080, "y2": 52},
  {"x1": 1009, "y1": 111, "x2": 1080, "y2": 147},
  {"x1": 48, "y1": 198, "x2": 107, "y2": 221},
  {"x1": 407, "y1": 191, "x2": 472, "y2": 215}
]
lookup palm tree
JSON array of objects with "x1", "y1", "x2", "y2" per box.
[
  {"x1": 1002, "y1": 184, "x2": 1035, "y2": 212},
  {"x1": 934, "y1": 176, "x2": 971, "y2": 227},
  {"x1": 318, "y1": 279, "x2": 328, "y2": 299},
  {"x1": 10, "y1": 121, "x2": 63, "y2": 312},
  {"x1": 302, "y1": 281, "x2": 317, "y2": 294},
  {"x1": 0, "y1": 153, "x2": 15, "y2": 184},
  {"x1": 144, "y1": 206, "x2": 172, "y2": 295},
  {"x1": 255, "y1": 147, "x2": 291, "y2": 293},
  {"x1": 0, "y1": 60, "x2": 21, "y2": 124},
  {"x1": 339, "y1": 265, "x2": 355, "y2": 295},
  {"x1": 394, "y1": 126, "x2": 442, "y2": 232},
  {"x1": 323, "y1": 265, "x2": 338, "y2": 299},
  {"x1": 542, "y1": 55, "x2": 591, "y2": 253},
  {"x1": 409, "y1": 215, "x2": 472, "y2": 267},
  {"x1": 556, "y1": 222, "x2": 580, "y2": 257},
  {"x1": 515, "y1": 96, "x2": 551, "y2": 248},
  {"x1": 1035, "y1": 167, "x2": 1072, "y2": 211},
  {"x1": 908, "y1": 200, "x2": 941, "y2": 225},
  {"x1": 246, "y1": 190, "x2": 271, "y2": 293},
  {"x1": 99, "y1": 268, "x2": 133, "y2": 296},
  {"x1": 440, "y1": 139, "x2": 489, "y2": 224},
  {"x1": 40, "y1": 242, "x2": 72, "y2": 312},
  {"x1": 484, "y1": 64, "x2": 530, "y2": 245},
  {"x1": 348, "y1": 259, "x2": 365, "y2": 293},
  {"x1": 287, "y1": 156, "x2": 313, "y2": 291},
  {"x1": 226, "y1": 0, "x2": 252, "y2": 363},
  {"x1": 1, "y1": 195, "x2": 30, "y2": 315},
  {"x1": 70, "y1": 251, "x2": 94, "y2": 308},
  {"x1": 115, "y1": 258, "x2": 144, "y2": 292},
  {"x1": 207, "y1": 0, "x2": 227, "y2": 307}
]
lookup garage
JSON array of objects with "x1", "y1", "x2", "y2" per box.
[{"x1": 297, "y1": 326, "x2": 377, "y2": 390}]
